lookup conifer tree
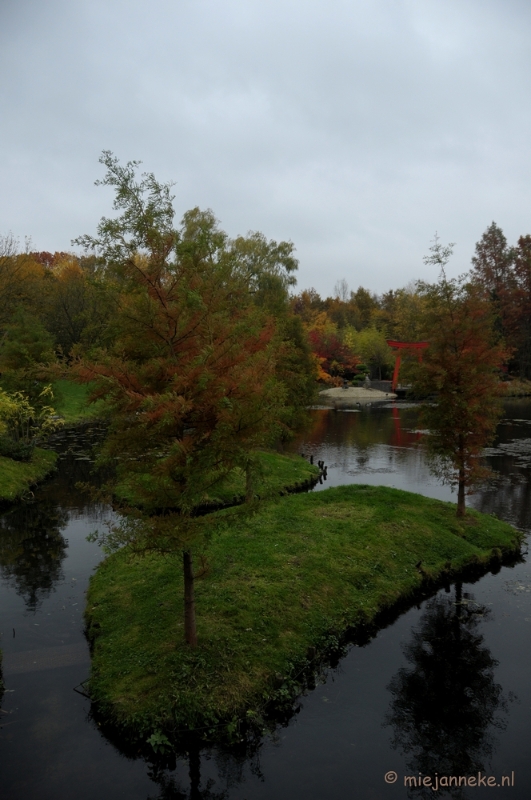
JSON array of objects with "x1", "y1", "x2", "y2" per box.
[
  {"x1": 74, "y1": 152, "x2": 296, "y2": 645},
  {"x1": 413, "y1": 236, "x2": 507, "y2": 517}
]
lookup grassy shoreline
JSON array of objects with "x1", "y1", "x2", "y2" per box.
[
  {"x1": 0, "y1": 448, "x2": 57, "y2": 503},
  {"x1": 114, "y1": 450, "x2": 321, "y2": 511},
  {"x1": 52, "y1": 379, "x2": 108, "y2": 424},
  {"x1": 85, "y1": 485, "x2": 523, "y2": 746}
]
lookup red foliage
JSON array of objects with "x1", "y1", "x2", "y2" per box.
[
  {"x1": 307, "y1": 329, "x2": 358, "y2": 377},
  {"x1": 30, "y1": 251, "x2": 71, "y2": 268}
]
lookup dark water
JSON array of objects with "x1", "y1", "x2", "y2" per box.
[{"x1": 1, "y1": 404, "x2": 531, "y2": 799}]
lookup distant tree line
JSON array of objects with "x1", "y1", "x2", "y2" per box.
[{"x1": 1, "y1": 219, "x2": 529, "y2": 388}]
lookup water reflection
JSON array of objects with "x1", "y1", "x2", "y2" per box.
[
  {"x1": 385, "y1": 585, "x2": 510, "y2": 798},
  {"x1": 2, "y1": 406, "x2": 530, "y2": 800},
  {"x1": 147, "y1": 751, "x2": 229, "y2": 800},
  {"x1": 0, "y1": 500, "x2": 68, "y2": 612},
  {"x1": 291, "y1": 402, "x2": 531, "y2": 535}
]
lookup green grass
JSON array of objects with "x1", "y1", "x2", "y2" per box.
[
  {"x1": 115, "y1": 450, "x2": 320, "y2": 510},
  {"x1": 85, "y1": 485, "x2": 522, "y2": 742},
  {"x1": 52, "y1": 379, "x2": 107, "y2": 423},
  {"x1": 0, "y1": 448, "x2": 57, "y2": 502}
]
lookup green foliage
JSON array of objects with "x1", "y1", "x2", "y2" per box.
[
  {"x1": 343, "y1": 326, "x2": 394, "y2": 379},
  {"x1": 0, "y1": 234, "x2": 46, "y2": 330},
  {"x1": 40, "y1": 255, "x2": 113, "y2": 356},
  {"x1": 85, "y1": 485, "x2": 522, "y2": 740},
  {"x1": 0, "y1": 309, "x2": 55, "y2": 370},
  {"x1": 146, "y1": 730, "x2": 171, "y2": 753},
  {"x1": 0, "y1": 386, "x2": 63, "y2": 445},
  {"x1": 0, "y1": 436, "x2": 34, "y2": 462}
]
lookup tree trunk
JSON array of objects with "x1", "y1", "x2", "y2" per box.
[
  {"x1": 453, "y1": 581, "x2": 463, "y2": 642},
  {"x1": 188, "y1": 746, "x2": 201, "y2": 800},
  {"x1": 245, "y1": 463, "x2": 253, "y2": 504},
  {"x1": 457, "y1": 471, "x2": 466, "y2": 517},
  {"x1": 457, "y1": 436, "x2": 466, "y2": 517},
  {"x1": 183, "y1": 550, "x2": 197, "y2": 647}
]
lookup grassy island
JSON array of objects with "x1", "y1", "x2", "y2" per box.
[
  {"x1": 85, "y1": 485, "x2": 523, "y2": 745},
  {"x1": 115, "y1": 450, "x2": 321, "y2": 511},
  {"x1": 0, "y1": 448, "x2": 57, "y2": 503}
]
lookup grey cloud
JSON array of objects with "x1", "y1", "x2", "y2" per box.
[{"x1": 1, "y1": 0, "x2": 530, "y2": 295}]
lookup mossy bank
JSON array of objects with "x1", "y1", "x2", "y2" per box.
[
  {"x1": 0, "y1": 448, "x2": 57, "y2": 503},
  {"x1": 85, "y1": 485, "x2": 523, "y2": 745}
]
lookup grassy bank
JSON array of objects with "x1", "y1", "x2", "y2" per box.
[
  {"x1": 85, "y1": 485, "x2": 522, "y2": 744},
  {"x1": 52, "y1": 379, "x2": 107, "y2": 423},
  {"x1": 115, "y1": 450, "x2": 320, "y2": 510},
  {"x1": 0, "y1": 448, "x2": 57, "y2": 502}
]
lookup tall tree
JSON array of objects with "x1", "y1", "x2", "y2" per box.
[
  {"x1": 38, "y1": 254, "x2": 112, "y2": 357},
  {"x1": 74, "y1": 152, "x2": 296, "y2": 646},
  {"x1": 470, "y1": 222, "x2": 514, "y2": 299},
  {"x1": 512, "y1": 235, "x2": 531, "y2": 379},
  {"x1": 470, "y1": 222, "x2": 517, "y2": 357},
  {"x1": 343, "y1": 325, "x2": 394, "y2": 380},
  {"x1": 0, "y1": 234, "x2": 45, "y2": 331},
  {"x1": 412, "y1": 236, "x2": 506, "y2": 517}
]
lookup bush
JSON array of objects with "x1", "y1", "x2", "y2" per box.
[{"x1": 0, "y1": 436, "x2": 34, "y2": 462}]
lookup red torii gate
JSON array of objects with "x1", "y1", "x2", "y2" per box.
[{"x1": 386, "y1": 340, "x2": 429, "y2": 392}]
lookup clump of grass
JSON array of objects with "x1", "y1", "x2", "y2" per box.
[
  {"x1": 85, "y1": 485, "x2": 522, "y2": 742},
  {"x1": 0, "y1": 448, "x2": 57, "y2": 502}
]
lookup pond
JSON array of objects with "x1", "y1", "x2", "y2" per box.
[{"x1": 1, "y1": 403, "x2": 531, "y2": 799}]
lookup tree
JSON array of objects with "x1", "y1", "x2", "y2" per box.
[
  {"x1": 0, "y1": 234, "x2": 45, "y2": 331},
  {"x1": 512, "y1": 235, "x2": 531, "y2": 379},
  {"x1": 38, "y1": 253, "x2": 113, "y2": 357},
  {"x1": 74, "y1": 152, "x2": 297, "y2": 646},
  {"x1": 343, "y1": 325, "x2": 394, "y2": 380},
  {"x1": 470, "y1": 223, "x2": 518, "y2": 361},
  {"x1": 307, "y1": 323, "x2": 358, "y2": 381},
  {"x1": 0, "y1": 309, "x2": 58, "y2": 408},
  {"x1": 378, "y1": 284, "x2": 428, "y2": 343},
  {"x1": 411, "y1": 235, "x2": 506, "y2": 517},
  {"x1": 470, "y1": 222, "x2": 514, "y2": 300}
]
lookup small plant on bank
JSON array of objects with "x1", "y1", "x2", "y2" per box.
[{"x1": 0, "y1": 385, "x2": 63, "y2": 460}]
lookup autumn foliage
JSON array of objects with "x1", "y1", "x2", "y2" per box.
[
  {"x1": 412, "y1": 238, "x2": 507, "y2": 516},
  {"x1": 72, "y1": 153, "x2": 298, "y2": 646}
]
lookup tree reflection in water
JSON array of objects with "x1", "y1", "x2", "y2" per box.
[
  {"x1": 0, "y1": 500, "x2": 68, "y2": 612},
  {"x1": 385, "y1": 585, "x2": 511, "y2": 798},
  {"x1": 144, "y1": 742, "x2": 267, "y2": 800},
  {"x1": 147, "y1": 750, "x2": 228, "y2": 800}
]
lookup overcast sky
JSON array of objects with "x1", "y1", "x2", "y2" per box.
[{"x1": 1, "y1": 0, "x2": 530, "y2": 297}]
